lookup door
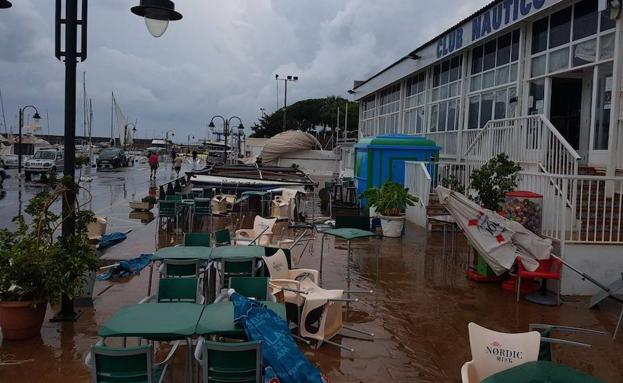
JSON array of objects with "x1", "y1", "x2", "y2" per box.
[{"x1": 550, "y1": 78, "x2": 582, "y2": 150}]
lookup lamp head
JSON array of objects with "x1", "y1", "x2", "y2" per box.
[
  {"x1": 237, "y1": 123, "x2": 244, "y2": 131},
  {"x1": 208, "y1": 121, "x2": 215, "y2": 128},
  {"x1": 0, "y1": 0, "x2": 12, "y2": 9},
  {"x1": 131, "y1": 0, "x2": 182, "y2": 38},
  {"x1": 32, "y1": 112, "x2": 41, "y2": 120}
]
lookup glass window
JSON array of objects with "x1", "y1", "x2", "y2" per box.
[
  {"x1": 430, "y1": 104, "x2": 439, "y2": 132},
  {"x1": 532, "y1": 17, "x2": 549, "y2": 54},
  {"x1": 495, "y1": 66, "x2": 510, "y2": 86},
  {"x1": 441, "y1": 61, "x2": 450, "y2": 85},
  {"x1": 433, "y1": 65, "x2": 440, "y2": 87},
  {"x1": 472, "y1": 45, "x2": 483, "y2": 74},
  {"x1": 593, "y1": 63, "x2": 613, "y2": 150},
  {"x1": 528, "y1": 80, "x2": 545, "y2": 115},
  {"x1": 447, "y1": 99, "x2": 458, "y2": 131},
  {"x1": 483, "y1": 70, "x2": 495, "y2": 88},
  {"x1": 471, "y1": 74, "x2": 482, "y2": 92},
  {"x1": 548, "y1": 47, "x2": 569, "y2": 73},
  {"x1": 573, "y1": 0, "x2": 598, "y2": 41},
  {"x1": 600, "y1": 10, "x2": 616, "y2": 32},
  {"x1": 509, "y1": 63, "x2": 518, "y2": 82},
  {"x1": 511, "y1": 29, "x2": 520, "y2": 61},
  {"x1": 531, "y1": 55, "x2": 546, "y2": 77},
  {"x1": 450, "y1": 56, "x2": 461, "y2": 82},
  {"x1": 468, "y1": 96, "x2": 480, "y2": 130},
  {"x1": 494, "y1": 89, "x2": 507, "y2": 119},
  {"x1": 599, "y1": 33, "x2": 615, "y2": 60},
  {"x1": 483, "y1": 40, "x2": 496, "y2": 71},
  {"x1": 508, "y1": 87, "x2": 518, "y2": 118},
  {"x1": 438, "y1": 101, "x2": 447, "y2": 132},
  {"x1": 572, "y1": 39, "x2": 596, "y2": 66},
  {"x1": 480, "y1": 92, "x2": 494, "y2": 128},
  {"x1": 416, "y1": 109, "x2": 425, "y2": 133},
  {"x1": 549, "y1": 7, "x2": 571, "y2": 48},
  {"x1": 496, "y1": 33, "x2": 511, "y2": 66}
]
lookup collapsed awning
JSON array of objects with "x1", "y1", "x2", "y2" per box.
[{"x1": 260, "y1": 130, "x2": 322, "y2": 163}]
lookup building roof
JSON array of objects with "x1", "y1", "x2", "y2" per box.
[{"x1": 352, "y1": 0, "x2": 508, "y2": 92}]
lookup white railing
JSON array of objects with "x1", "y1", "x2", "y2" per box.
[
  {"x1": 518, "y1": 171, "x2": 623, "y2": 244},
  {"x1": 464, "y1": 115, "x2": 580, "y2": 176},
  {"x1": 404, "y1": 161, "x2": 431, "y2": 227},
  {"x1": 436, "y1": 161, "x2": 468, "y2": 191}
]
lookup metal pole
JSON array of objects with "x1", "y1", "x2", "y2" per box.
[
  {"x1": 18, "y1": 108, "x2": 23, "y2": 175},
  {"x1": 54, "y1": 0, "x2": 79, "y2": 321},
  {"x1": 223, "y1": 120, "x2": 228, "y2": 163},
  {"x1": 344, "y1": 102, "x2": 348, "y2": 142},
  {"x1": 283, "y1": 79, "x2": 288, "y2": 132}
]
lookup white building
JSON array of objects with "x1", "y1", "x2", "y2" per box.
[{"x1": 352, "y1": 0, "x2": 623, "y2": 295}]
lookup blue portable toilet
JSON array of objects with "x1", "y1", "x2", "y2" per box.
[{"x1": 354, "y1": 134, "x2": 440, "y2": 196}]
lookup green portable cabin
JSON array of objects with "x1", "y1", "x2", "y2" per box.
[{"x1": 354, "y1": 134, "x2": 440, "y2": 197}]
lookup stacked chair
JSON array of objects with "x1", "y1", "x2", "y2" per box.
[{"x1": 235, "y1": 216, "x2": 277, "y2": 246}]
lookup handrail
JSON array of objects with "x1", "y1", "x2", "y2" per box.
[{"x1": 538, "y1": 114, "x2": 581, "y2": 161}]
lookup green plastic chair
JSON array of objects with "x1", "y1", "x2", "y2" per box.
[
  {"x1": 158, "y1": 200, "x2": 178, "y2": 231},
  {"x1": 184, "y1": 233, "x2": 211, "y2": 247},
  {"x1": 220, "y1": 259, "x2": 257, "y2": 290},
  {"x1": 140, "y1": 277, "x2": 201, "y2": 304},
  {"x1": 88, "y1": 344, "x2": 173, "y2": 383},
  {"x1": 161, "y1": 259, "x2": 202, "y2": 278},
  {"x1": 194, "y1": 339, "x2": 262, "y2": 383},
  {"x1": 193, "y1": 198, "x2": 212, "y2": 232},
  {"x1": 165, "y1": 194, "x2": 182, "y2": 201},
  {"x1": 229, "y1": 277, "x2": 270, "y2": 301},
  {"x1": 214, "y1": 229, "x2": 231, "y2": 247}
]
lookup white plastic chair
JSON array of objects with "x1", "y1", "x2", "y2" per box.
[
  {"x1": 461, "y1": 322, "x2": 541, "y2": 383},
  {"x1": 235, "y1": 216, "x2": 277, "y2": 246}
]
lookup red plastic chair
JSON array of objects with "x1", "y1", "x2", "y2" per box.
[{"x1": 516, "y1": 257, "x2": 562, "y2": 305}]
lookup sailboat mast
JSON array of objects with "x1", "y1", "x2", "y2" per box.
[
  {"x1": 46, "y1": 110, "x2": 50, "y2": 135},
  {"x1": 110, "y1": 92, "x2": 114, "y2": 146},
  {"x1": 82, "y1": 72, "x2": 87, "y2": 139}
]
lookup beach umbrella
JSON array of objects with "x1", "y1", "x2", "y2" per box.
[{"x1": 436, "y1": 186, "x2": 551, "y2": 275}]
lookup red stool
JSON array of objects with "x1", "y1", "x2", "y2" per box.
[{"x1": 516, "y1": 257, "x2": 562, "y2": 306}]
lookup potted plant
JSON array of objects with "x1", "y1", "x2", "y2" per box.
[
  {"x1": 0, "y1": 178, "x2": 98, "y2": 339},
  {"x1": 469, "y1": 153, "x2": 521, "y2": 211},
  {"x1": 129, "y1": 195, "x2": 157, "y2": 211},
  {"x1": 361, "y1": 181, "x2": 418, "y2": 237}
]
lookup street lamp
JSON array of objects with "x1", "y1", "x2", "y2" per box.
[
  {"x1": 165, "y1": 129, "x2": 175, "y2": 152},
  {"x1": 131, "y1": 0, "x2": 183, "y2": 38},
  {"x1": 208, "y1": 115, "x2": 244, "y2": 163},
  {"x1": 187, "y1": 134, "x2": 195, "y2": 151},
  {"x1": 275, "y1": 74, "x2": 298, "y2": 132},
  {"x1": 0, "y1": 1, "x2": 12, "y2": 9},
  {"x1": 17, "y1": 105, "x2": 41, "y2": 175}
]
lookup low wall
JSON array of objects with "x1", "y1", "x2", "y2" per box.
[{"x1": 561, "y1": 243, "x2": 623, "y2": 295}]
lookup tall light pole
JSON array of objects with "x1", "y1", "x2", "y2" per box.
[
  {"x1": 208, "y1": 115, "x2": 244, "y2": 164},
  {"x1": 17, "y1": 105, "x2": 41, "y2": 175},
  {"x1": 187, "y1": 134, "x2": 194, "y2": 151},
  {"x1": 275, "y1": 74, "x2": 298, "y2": 132},
  {"x1": 165, "y1": 129, "x2": 175, "y2": 152}
]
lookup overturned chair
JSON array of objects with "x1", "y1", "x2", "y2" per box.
[
  {"x1": 263, "y1": 249, "x2": 373, "y2": 351},
  {"x1": 235, "y1": 216, "x2": 277, "y2": 246}
]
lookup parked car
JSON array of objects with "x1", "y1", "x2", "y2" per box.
[
  {"x1": 24, "y1": 148, "x2": 64, "y2": 180},
  {"x1": 0, "y1": 154, "x2": 19, "y2": 169},
  {"x1": 96, "y1": 147, "x2": 129, "y2": 169}
]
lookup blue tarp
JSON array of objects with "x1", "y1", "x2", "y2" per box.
[
  {"x1": 231, "y1": 292, "x2": 325, "y2": 383},
  {"x1": 98, "y1": 232, "x2": 127, "y2": 249},
  {"x1": 97, "y1": 254, "x2": 153, "y2": 281}
]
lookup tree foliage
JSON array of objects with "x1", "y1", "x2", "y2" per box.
[
  {"x1": 469, "y1": 153, "x2": 521, "y2": 211},
  {"x1": 250, "y1": 96, "x2": 359, "y2": 138}
]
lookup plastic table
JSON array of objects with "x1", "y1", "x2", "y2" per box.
[
  {"x1": 317, "y1": 228, "x2": 376, "y2": 284},
  {"x1": 481, "y1": 361, "x2": 603, "y2": 383},
  {"x1": 209, "y1": 245, "x2": 266, "y2": 261},
  {"x1": 195, "y1": 301, "x2": 286, "y2": 336},
  {"x1": 152, "y1": 246, "x2": 212, "y2": 261},
  {"x1": 99, "y1": 303, "x2": 205, "y2": 340}
]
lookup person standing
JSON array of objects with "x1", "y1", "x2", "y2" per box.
[
  {"x1": 192, "y1": 149, "x2": 198, "y2": 167},
  {"x1": 174, "y1": 155, "x2": 183, "y2": 177},
  {"x1": 170, "y1": 149, "x2": 177, "y2": 168},
  {"x1": 148, "y1": 151, "x2": 159, "y2": 179}
]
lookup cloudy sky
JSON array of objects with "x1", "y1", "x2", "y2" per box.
[{"x1": 0, "y1": 0, "x2": 484, "y2": 142}]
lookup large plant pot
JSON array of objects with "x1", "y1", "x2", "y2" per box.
[
  {"x1": 380, "y1": 215, "x2": 405, "y2": 238},
  {"x1": 0, "y1": 301, "x2": 47, "y2": 340}
]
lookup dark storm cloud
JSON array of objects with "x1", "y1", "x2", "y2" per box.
[{"x1": 0, "y1": 0, "x2": 484, "y2": 140}]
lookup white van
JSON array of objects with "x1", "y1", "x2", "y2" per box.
[{"x1": 24, "y1": 148, "x2": 64, "y2": 180}]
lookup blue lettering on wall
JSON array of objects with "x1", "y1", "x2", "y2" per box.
[
  {"x1": 520, "y1": 0, "x2": 532, "y2": 16},
  {"x1": 472, "y1": 15, "x2": 482, "y2": 41},
  {"x1": 492, "y1": 4, "x2": 503, "y2": 30},
  {"x1": 436, "y1": 29, "x2": 464, "y2": 58},
  {"x1": 513, "y1": 0, "x2": 520, "y2": 20},
  {"x1": 482, "y1": 10, "x2": 492, "y2": 35},
  {"x1": 533, "y1": 0, "x2": 545, "y2": 9},
  {"x1": 503, "y1": 0, "x2": 513, "y2": 24},
  {"x1": 456, "y1": 28, "x2": 463, "y2": 49}
]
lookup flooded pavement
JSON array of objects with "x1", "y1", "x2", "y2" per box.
[{"x1": 0, "y1": 164, "x2": 622, "y2": 382}]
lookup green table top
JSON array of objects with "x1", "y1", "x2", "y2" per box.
[
  {"x1": 195, "y1": 301, "x2": 286, "y2": 336},
  {"x1": 322, "y1": 228, "x2": 376, "y2": 240},
  {"x1": 210, "y1": 245, "x2": 266, "y2": 260},
  {"x1": 99, "y1": 303, "x2": 205, "y2": 340},
  {"x1": 482, "y1": 361, "x2": 603, "y2": 383},
  {"x1": 152, "y1": 246, "x2": 212, "y2": 261},
  {"x1": 241, "y1": 191, "x2": 269, "y2": 197}
]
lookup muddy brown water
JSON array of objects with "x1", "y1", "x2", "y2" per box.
[{"x1": 1, "y1": 205, "x2": 622, "y2": 382}]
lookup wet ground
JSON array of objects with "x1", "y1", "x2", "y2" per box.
[{"x1": 0, "y1": 161, "x2": 622, "y2": 382}]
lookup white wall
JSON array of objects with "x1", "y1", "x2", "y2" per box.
[
  {"x1": 276, "y1": 149, "x2": 337, "y2": 177},
  {"x1": 561, "y1": 243, "x2": 623, "y2": 295}
]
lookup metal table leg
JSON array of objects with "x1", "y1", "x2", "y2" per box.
[{"x1": 319, "y1": 234, "x2": 326, "y2": 286}]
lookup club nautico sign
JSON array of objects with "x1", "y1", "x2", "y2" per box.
[{"x1": 435, "y1": 0, "x2": 561, "y2": 59}]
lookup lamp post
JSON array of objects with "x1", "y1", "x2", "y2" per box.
[
  {"x1": 275, "y1": 74, "x2": 298, "y2": 132},
  {"x1": 131, "y1": 0, "x2": 183, "y2": 38},
  {"x1": 17, "y1": 105, "x2": 41, "y2": 175},
  {"x1": 208, "y1": 115, "x2": 244, "y2": 164},
  {"x1": 165, "y1": 129, "x2": 175, "y2": 152},
  {"x1": 187, "y1": 134, "x2": 195, "y2": 151}
]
